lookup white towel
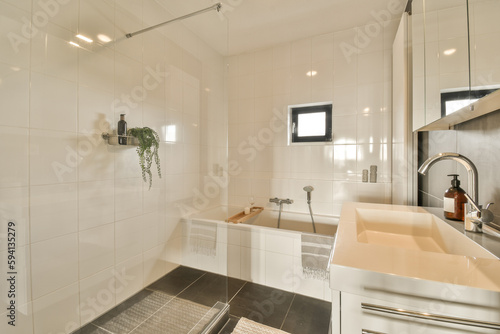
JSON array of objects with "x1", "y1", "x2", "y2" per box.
[
  {"x1": 301, "y1": 233, "x2": 335, "y2": 280},
  {"x1": 189, "y1": 221, "x2": 217, "y2": 257}
]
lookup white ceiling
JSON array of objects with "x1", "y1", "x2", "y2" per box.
[{"x1": 157, "y1": 0, "x2": 407, "y2": 55}]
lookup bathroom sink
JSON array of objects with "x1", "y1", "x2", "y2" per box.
[
  {"x1": 331, "y1": 202, "x2": 500, "y2": 300},
  {"x1": 355, "y1": 208, "x2": 497, "y2": 259}
]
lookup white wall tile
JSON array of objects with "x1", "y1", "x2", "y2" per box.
[
  {"x1": 32, "y1": 283, "x2": 80, "y2": 334},
  {"x1": 0, "y1": 2, "x2": 31, "y2": 68},
  {"x1": 31, "y1": 233, "x2": 78, "y2": 299},
  {"x1": 312, "y1": 33, "x2": 334, "y2": 63},
  {"x1": 291, "y1": 38, "x2": 311, "y2": 66},
  {"x1": 0, "y1": 63, "x2": 29, "y2": 127},
  {"x1": 143, "y1": 245, "x2": 167, "y2": 286},
  {"x1": 227, "y1": 244, "x2": 241, "y2": 279},
  {"x1": 114, "y1": 178, "x2": 143, "y2": 221},
  {"x1": 115, "y1": 0, "x2": 143, "y2": 62},
  {"x1": 30, "y1": 183, "x2": 77, "y2": 243},
  {"x1": 29, "y1": 129, "x2": 78, "y2": 185},
  {"x1": 79, "y1": 180, "x2": 114, "y2": 231},
  {"x1": 79, "y1": 268, "x2": 116, "y2": 325},
  {"x1": 79, "y1": 224, "x2": 115, "y2": 279},
  {"x1": 357, "y1": 112, "x2": 389, "y2": 144},
  {"x1": 265, "y1": 252, "x2": 294, "y2": 292},
  {"x1": 333, "y1": 29, "x2": 358, "y2": 87},
  {"x1": 312, "y1": 60, "x2": 334, "y2": 92},
  {"x1": 32, "y1": 0, "x2": 79, "y2": 33},
  {"x1": 115, "y1": 215, "x2": 143, "y2": 264},
  {"x1": 238, "y1": 52, "x2": 255, "y2": 76},
  {"x1": 78, "y1": 0, "x2": 115, "y2": 45},
  {"x1": 0, "y1": 187, "x2": 29, "y2": 248},
  {"x1": 78, "y1": 133, "x2": 114, "y2": 181},
  {"x1": 333, "y1": 85, "x2": 357, "y2": 116},
  {"x1": 0, "y1": 127, "x2": 28, "y2": 188},
  {"x1": 254, "y1": 48, "x2": 274, "y2": 73},
  {"x1": 30, "y1": 72, "x2": 77, "y2": 132},
  {"x1": 143, "y1": 211, "x2": 166, "y2": 251},
  {"x1": 114, "y1": 254, "x2": 144, "y2": 304},
  {"x1": 78, "y1": 48, "x2": 115, "y2": 94},
  {"x1": 333, "y1": 115, "x2": 357, "y2": 144},
  {"x1": 31, "y1": 23, "x2": 78, "y2": 82},
  {"x1": 333, "y1": 145, "x2": 357, "y2": 180},
  {"x1": 240, "y1": 247, "x2": 266, "y2": 284},
  {"x1": 78, "y1": 86, "x2": 114, "y2": 134},
  {"x1": 357, "y1": 51, "x2": 384, "y2": 84}
]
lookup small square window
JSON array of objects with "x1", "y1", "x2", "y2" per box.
[{"x1": 289, "y1": 103, "x2": 332, "y2": 143}]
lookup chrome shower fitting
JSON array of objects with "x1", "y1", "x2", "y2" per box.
[
  {"x1": 303, "y1": 186, "x2": 314, "y2": 204},
  {"x1": 303, "y1": 186, "x2": 316, "y2": 233}
]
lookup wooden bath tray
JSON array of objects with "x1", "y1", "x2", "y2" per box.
[{"x1": 226, "y1": 207, "x2": 264, "y2": 224}]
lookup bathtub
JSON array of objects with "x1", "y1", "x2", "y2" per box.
[{"x1": 181, "y1": 206, "x2": 339, "y2": 301}]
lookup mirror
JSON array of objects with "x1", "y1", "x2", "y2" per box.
[{"x1": 411, "y1": 0, "x2": 500, "y2": 131}]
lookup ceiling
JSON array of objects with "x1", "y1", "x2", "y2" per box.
[{"x1": 157, "y1": 0, "x2": 407, "y2": 56}]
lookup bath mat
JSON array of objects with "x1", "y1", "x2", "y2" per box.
[
  {"x1": 130, "y1": 296, "x2": 221, "y2": 333},
  {"x1": 231, "y1": 317, "x2": 291, "y2": 334},
  {"x1": 301, "y1": 233, "x2": 335, "y2": 280},
  {"x1": 189, "y1": 220, "x2": 217, "y2": 256}
]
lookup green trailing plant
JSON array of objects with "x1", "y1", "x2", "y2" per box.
[{"x1": 127, "y1": 127, "x2": 161, "y2": 189}]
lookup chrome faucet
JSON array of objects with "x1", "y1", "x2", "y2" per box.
[
  {"x1": 418, "y1": 152, "x2": 478, "y2": 204},
  {"x1": 418, "y1": 152, "x2": 494, "y2": 233},
  {"x1": 269, "y1": 197, "x2": 293, "y2": 229}
]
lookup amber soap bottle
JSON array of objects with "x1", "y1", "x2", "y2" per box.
[{"x1": 443, "y1": 174, "x2": 467, "y2": 221}]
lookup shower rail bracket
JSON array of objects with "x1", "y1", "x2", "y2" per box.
[{"x1": 102, "y1": 132, "x2": 139, "y2": 146}]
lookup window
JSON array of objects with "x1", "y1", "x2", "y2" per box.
[{"x1": 289, "y1": 103, "x2": 332, "y2": 143}]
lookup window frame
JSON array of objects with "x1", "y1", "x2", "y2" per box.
[{"x1": 289, "y1": 103, "x2": 333, "y2": 144}]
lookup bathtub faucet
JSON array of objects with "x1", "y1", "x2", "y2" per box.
[
  {"x1": 269, "y1": 197, "x2": 293, "y2": 206},
  {"x1": 269, "y1": 198, "x2": 293, "y2": 229}
]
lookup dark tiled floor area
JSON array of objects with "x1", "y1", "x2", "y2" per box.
[
  {"x1": 74, "y1": 266, "x2": 331, "y2": 334},
  {"x1": 222, "y1": 281, "x2": 331, "y2": 334}
]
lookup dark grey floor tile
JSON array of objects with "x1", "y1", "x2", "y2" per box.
[
  {"x1": 218, "y1": 315, "x2": 240, "y2": 334},
  {"x1": 147, "y1": 266, "x2": 206, "y2": 295},
  {"x1": 228, "y1": 282, "x2": 294, "y2": 329},
  {"x1": 72, "y1": 323, "x2": 112, "y2": 334},
  {"x1": 92, "y1": 290, "x2": 173, "y2": 334},
  {"x1": 281, "y1": 294, "x2": 331, "y2": 334},
  {"x1": 178, "y1": 272, "x2": 246, "y2": 307}
]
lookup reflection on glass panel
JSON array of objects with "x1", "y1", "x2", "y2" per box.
[
  {"x1": 445, "y1": 99, "x2": 478, "y2": 115},
  {"x1": 297, "y1": 112, "x2": 326, "y2": 137}
]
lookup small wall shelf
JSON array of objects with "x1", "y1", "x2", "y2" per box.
[{"x1": 102, "y1": 133, "x2": 139, "y2": 146}]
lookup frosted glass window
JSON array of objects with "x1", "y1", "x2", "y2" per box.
[{"x1": 297, "y1": 112, "x2": 326, "y2": 137}]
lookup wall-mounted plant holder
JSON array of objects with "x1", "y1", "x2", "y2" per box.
[{"x1": 101, "y1": 133, "x2": 139, "y2": 146}]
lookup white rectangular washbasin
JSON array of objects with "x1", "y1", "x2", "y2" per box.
[
  {"x1": 355, "y1": 208, "x2": 497, "y2": 259},
  {"x1": 331, "y1": 202, "x2": 500, "y2": 293}
]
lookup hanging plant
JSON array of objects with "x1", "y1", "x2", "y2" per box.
[{"x1": 127, "y1": 127, "x2": 161, "y2": 189}]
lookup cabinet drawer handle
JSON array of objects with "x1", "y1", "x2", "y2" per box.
[
  {"x1": 362, "y1": 330, "x2": 387, "y2": 334},
  {"x1": 361, "y1": 303, "x2": 500, "y2": 330}
]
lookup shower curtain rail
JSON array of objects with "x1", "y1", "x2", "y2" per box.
[{"x1": 125, "y1": 2, "x2": 222, "y2": 39}]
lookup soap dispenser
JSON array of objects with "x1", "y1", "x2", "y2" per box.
[{"x1": 444, "y1": 174, "x2": 467, "y2": 221}]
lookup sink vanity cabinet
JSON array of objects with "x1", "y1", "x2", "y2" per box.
[
  {"x1": 334, "y1": 284, "x2": 500, "y2": 334},
  {"x1": 330, "y1": 203, "x2": 500, "y2": 334}
]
